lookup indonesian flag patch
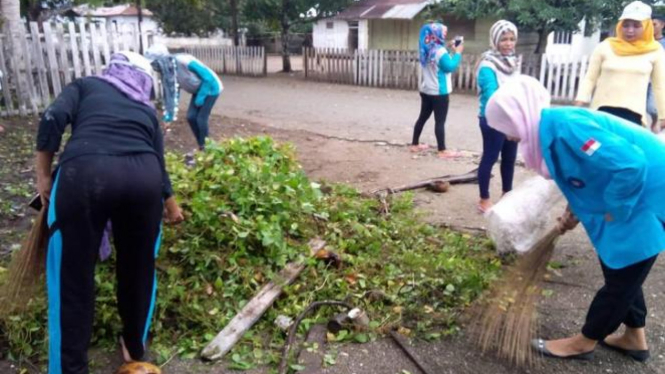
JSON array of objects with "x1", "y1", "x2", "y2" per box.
[{"x1": 581, "y1": 138, "x2": 601, "y2": 156}]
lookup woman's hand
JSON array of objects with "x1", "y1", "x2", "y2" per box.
[
  {"x1": 557, "y1": 206, "x2": 579, "y2": 234},
  {"x1": 164, "y1": 196, "x2": 184, "y2": 224},
  {"x1": 453, "y1": 43, "x2": 464, "y2": 54},
  {"x1": 657, "y1": 119, "x2": 665, "y2": 132},
  {"x1": 36, "y1": 174, "x2": 52, "y2": 206}
]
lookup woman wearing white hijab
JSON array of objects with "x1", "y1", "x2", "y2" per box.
[{"x1": 476, "y1": 20, "x2": 521, "y2": 213}]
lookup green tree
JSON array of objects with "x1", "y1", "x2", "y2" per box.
[
  {"x1": 20, "y1": 0, "x2": 118, "y2": 22},
  {"x1": 145, "y1": 0, "x2": 236, "y2": 37},
  {"x1": 432, "y1": 0, "x2": 657, "y2": 53},
  {"x1": 243, "y1": 0, "x2": 351, "y2": 72}
]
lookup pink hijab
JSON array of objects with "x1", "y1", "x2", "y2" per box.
[{"x1": 485, "y1": 76, "x2": 552, "y2": 178}]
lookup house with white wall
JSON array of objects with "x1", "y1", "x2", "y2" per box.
[
  {"x1": 70, "y1": 4, "x2": 159, "y2": 34},
  {"x1": 546, "y1": 19, "x2": 601, "y2": 57}
]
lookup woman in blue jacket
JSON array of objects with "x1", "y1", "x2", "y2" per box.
[
  {"x1": 486, "y1": 76, "x2": 665, "y2": 362},
  {"x1": 410, "y1": 22, "x2": 463, "y2": 159},
  {"x1": 476, "y1": 20, "x2": 520, "y2": 213},
  {"x1": 146, "y1": 45, "x2": 223, "y2": 150}
]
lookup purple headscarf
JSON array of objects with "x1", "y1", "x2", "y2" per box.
[{"x1": 95, "y1": 53, "x2": 154, "y2": 109}]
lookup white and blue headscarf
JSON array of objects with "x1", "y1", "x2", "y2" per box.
[{"x1": 419, "y1": 22, "x2": 448, "y2": 67}]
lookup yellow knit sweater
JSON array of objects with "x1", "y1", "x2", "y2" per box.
[{"x1": 576, "y1": 40, "x2": 665, "y2": 121}]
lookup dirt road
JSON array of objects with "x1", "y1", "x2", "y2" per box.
[{"x1": 168, "y1": 74, "x2": 665, "y2": 374}]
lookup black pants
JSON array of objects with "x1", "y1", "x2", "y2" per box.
[
  {"x1": 47, "y1": 154, "x2": 163, "y2": 374},
  {"x1": 411, "y1": 93, "x2": 450, "y2": 151},
  {"x1": 581, "y1": 255, "x2": 658, "y2": 341},
  {"x1": 478, "y1": 116, "x2": 518, "y2": 199},
  {"x1": 598, "y1": 106, "x2": 642, "y2": 126}
]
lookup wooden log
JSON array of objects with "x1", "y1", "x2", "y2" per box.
[
  {"x1": 371, "y1": 168, "x2": 485, "y2": 195},
  {"x1": 201, "y1": 239, "x2": 327, "y2": 361}
]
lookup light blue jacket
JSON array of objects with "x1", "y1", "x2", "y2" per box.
[
  {"x1": 540, "y1": 107, "x2": 665, "y2": 268},
  {"x1": 477, "y1": 67, "x2": 498, "y2": 117},
  {"x1": 175, "y1": 54, "x2": 223, "y2": 107},
  {"x1": 420, "y1": 48, "x2": 461, "y2": 96}
]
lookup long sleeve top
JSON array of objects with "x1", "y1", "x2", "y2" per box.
[
  {"x1": 575, "y1": 40, "x2": 665, "y2": 122},
  {"x1": 37, "y1": 77, "x2": 173, "y2": 198},
  {"x1": 540, "y1": 107, "x2": 665, "y2": 268},
  {"x1": 420, "y1": 48, "x2": 462, "y2": 96},
  {"x1": 175, "y1": 54, "x2": 223, "y2": 106}
]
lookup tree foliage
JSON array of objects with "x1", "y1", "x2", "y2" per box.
[
  {"x1": 432, "y1": 0, "x2": 659, "y2": 52},
  {"x1": 243, "y1": 0, "x2": 351, "y2": 71},
  {"x1": 20, "y1": 0, "x2": 121, "y2": 22},
  {"x1": 145, "y1": 0, "x2": 234, "y2": 36}
]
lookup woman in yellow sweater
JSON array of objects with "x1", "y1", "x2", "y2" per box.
[{"x1": 575, "y1": 1, "x2": 665, "y2": 130}]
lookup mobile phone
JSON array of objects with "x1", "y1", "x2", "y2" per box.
[
  {"x1": 29, "y1": 194, "x2": 43, "y2": 211},
  {"x1": 454, "y1": 36, "x2": 464, "y2": 47}
]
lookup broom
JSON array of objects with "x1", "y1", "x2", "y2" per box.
[
  {"x1": 0, "y1": 206, "x2": 49, "y2": 315},
  {"x1": 473, "y1": 226, "x2": 562, "y2": 366}
]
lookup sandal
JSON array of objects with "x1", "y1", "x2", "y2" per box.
[
  {"x1": 410, "y1": 144, "x2": 430, "y2": 152},
  {"x1": 437, "y1": 150, "x2": 462, "y2": 159}
]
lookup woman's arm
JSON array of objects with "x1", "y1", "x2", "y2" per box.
[
  {"x1": 650, "y1": 50, "x2": 665, "y2": 130},
  {"x1": 188, "y1": 60, "x2": 220, "y2": 107},
  {"x1": 438, "y1": 49, "x2": 462, "y2": 73},
  {"x1": 575, "y1": 44, "x2": 604, "y2": 104},
  {"x1": 477, "y1": 66, "x2": 499, "y2": 110},
  {"x1": 35, "y1": 81, "x2": 81, "y2": 204}
]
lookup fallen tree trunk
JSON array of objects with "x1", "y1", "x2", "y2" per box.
[
  {"x1": 201, "y1": 239, "x2": 326, "y2": 361},
  {"x1": 372, "y1": 168, "x2": 486, "y2": 196}
]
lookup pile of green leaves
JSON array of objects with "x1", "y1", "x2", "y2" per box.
[{"x1": 1, "y1": 137, "x2": 500, "y2": 368}]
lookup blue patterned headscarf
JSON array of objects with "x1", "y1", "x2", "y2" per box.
[{"x1": 419, "y1": 22, "x2": 448, "y2": 67}]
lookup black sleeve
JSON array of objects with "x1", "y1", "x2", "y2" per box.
[
  {"x1": 152, "y1": 118, "x2": 174, "y2": 199},
  {"x1": 36, "y1": 81, "x2": 81, "y2": 152}
]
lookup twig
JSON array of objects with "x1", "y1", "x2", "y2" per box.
[
  {"x1": 389, "y1": 330, "x2": 435, "y2": 374},
  {"x1": 278, "y1": 300, "x2": 353, "y2": 374}
]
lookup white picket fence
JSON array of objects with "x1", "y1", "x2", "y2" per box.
[
  {"x1": 0, "y1": 20, "x2": 154, "y2": 116},
  {"x1": 0, "y1": 20, "x2": 266, "y2": 117},
  {"x1": 304, "y1": 48, "x2": 590, "y2": 102},
  {"x1": 183, "y1": 46, "x2": 266, "y2": 77}
]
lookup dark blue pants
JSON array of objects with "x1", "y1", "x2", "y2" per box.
[
  {"x1": 477, "y1": 116, "x2": 518, "y2": 199},
  {"x1": 47, "y1": 154, "x2": 163, "y2": 374},
  {"x1": 411, "y1": 93, "x2": 450, "y2": 151},
  {"x1": 582, "y1": 255, "x2": 658, "y2": 340},
  {"x1": 187, "y1": 94, "x2": 219, "y2": 149}
]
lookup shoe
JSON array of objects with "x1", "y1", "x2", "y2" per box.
[
  {"x1": 531, "y1": 338, "x2": 595, "y2": 360},
  {"x1": 599, "y1": 340, "x2": 650, "y2": 362}
]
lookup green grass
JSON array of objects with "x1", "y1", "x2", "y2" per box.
[{"x1": 0, "y1": 136, "x2": 501, "y2": 371}]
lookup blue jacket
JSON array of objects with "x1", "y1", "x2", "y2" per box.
[
  {"x1": 477, "y1": 67, "x2": 498, "y2": 117},
  {"x1": 420, "y1": 48, "x2": 461, "y2": 96},
  {"x1": 540, "y1": 107, "x2": 665, "y2": 268},
  {"x1": 175, "y1": 54, "x2": 223, "y2": 107}
]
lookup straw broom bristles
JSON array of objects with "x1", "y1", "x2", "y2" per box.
[
  {"x1": 0, "y1": 207, "x2": 49, "y2": 315},
  {"x1": 473, "y1": 226, "x2": 562, "y2": 366}
]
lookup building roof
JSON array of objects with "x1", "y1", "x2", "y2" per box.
[
  {"x1": 73, "y1": 4, "x2": 154, "y2": 18},
  {"x1": 335, "y1": 0, "x2": 430, "y2": 20}
]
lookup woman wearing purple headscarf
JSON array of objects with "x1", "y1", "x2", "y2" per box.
[
  {"x1": 35, "y1": 51, "x2": 183, "y2": 374},
  {"x1": 410, "y1": 22, "x2": 464, "y2": 158}
]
